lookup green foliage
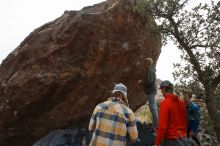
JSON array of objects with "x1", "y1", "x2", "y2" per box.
[
  {"x1": 200, "y1": 106, "x2": 215, "y2": 136},
  {"x1": 175, "y1": 79, "x2": 205, "y2": 98},
  {"x1": 133, "y1": 0, "x2": 150, "y2": 17},
  {"x1": 146, "y1": 0, "x2": 220, "y2": 140},
  {"x1": 216, "y1": 87, "x2": 220, "y2": 96},
  {"x1": 133, "y1": 0, "x2": 161, "y2": 38},
  {"x1": 146, "y1": 0, "x2": 220, "y2": 92}
]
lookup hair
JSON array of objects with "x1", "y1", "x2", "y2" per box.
[
  {"x1": 143, "y1": 58, "x2": 153, "y2": 66},
  {"x1": 113, "y1": 91, "x2": 129, "y2": 107},
  {"x1": 162, "y1": 84, "x2": 174, "y2": 93},
  {"x1": 113, "y1": 91, "x2": 124, "y2": 98},
  {"x1": 183, "y1": 91, "x2": 192, "y2": 100},
  {"x1": 188, "y1": 93, "x2": 193, "y2": 99}
]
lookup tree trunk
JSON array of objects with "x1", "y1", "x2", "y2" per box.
[{"x1": 205, "y1": 87, "x2": 220, "y2": 144}]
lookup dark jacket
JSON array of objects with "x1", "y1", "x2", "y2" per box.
[{"x1": 143, "y1": 66, "x2": 157, "y2": 94}]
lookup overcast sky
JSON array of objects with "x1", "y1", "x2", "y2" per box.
[{"x1": 1, "y1": 0, "x2": 211, "y2": 82}]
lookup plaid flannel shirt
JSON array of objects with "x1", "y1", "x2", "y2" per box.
[{"x1": 89, "y1": 97, "x2": 138, "y2": 146}]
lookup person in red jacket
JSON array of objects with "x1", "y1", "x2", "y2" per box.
[{"x1": 154, "y1": 80, "x2": 195, "y2": 146}]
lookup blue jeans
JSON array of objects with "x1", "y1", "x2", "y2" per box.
[{"x1": 147, "y1": 93, "x2": 158, "y2": 129}]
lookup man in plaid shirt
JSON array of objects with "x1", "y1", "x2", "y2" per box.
[{"x1": 88, "y1": 83, "x2": 138, "y2": 146}]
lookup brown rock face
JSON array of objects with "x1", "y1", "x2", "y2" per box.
[{"x1": 0, "y1": 0, "x2": 161, "y2": 145}]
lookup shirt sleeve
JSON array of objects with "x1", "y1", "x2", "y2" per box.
[
  {"x1": 88, "y1": 106, "x2": 99, "y2": 132},
  {"x1": 155, "y1": 101, "x2": 169, "y2": 145}
]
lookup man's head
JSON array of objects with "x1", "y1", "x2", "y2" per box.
[
  {"x1": 112, "y1": 83, "x2": 127, "y2": 98},
  {"x1": 143, "y1": 58, "x2": 153, "y2": 68},
  {"x1": 183, "y1": 91, "x2": 192, "y2": 102},
  {"x1": 112, "y1": 83, "x2": 129, "y2": 106},
  {"x1": 159, "y1": 80, "x2": 174, "y2": 94}
]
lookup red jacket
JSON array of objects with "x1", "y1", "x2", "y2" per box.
[{"x1": 155, "y1": 93, "x2": 187, "y2": 145}]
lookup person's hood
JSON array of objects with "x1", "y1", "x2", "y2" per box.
[{"x1": 164, "y1": 93, "x2": 179, "y2": 102}]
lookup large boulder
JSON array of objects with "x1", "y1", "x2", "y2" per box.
[{"x1": 0, "y1": 0, "x2": 161, "y2": 145}]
